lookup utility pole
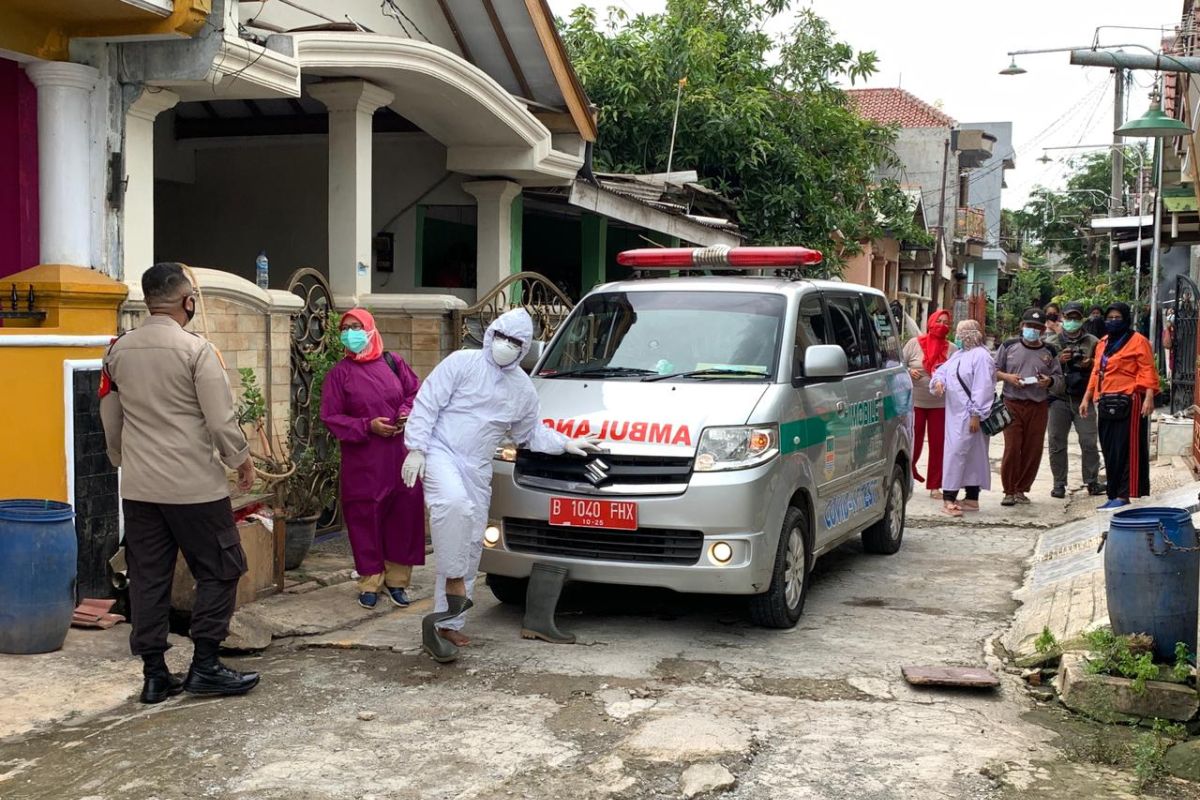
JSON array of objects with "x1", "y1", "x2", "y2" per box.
[
  {"x1": 1110, "y1": 67, "x2": 1124, "y2": 273},
  {"x1": 934, "y1": 136, "x2": 950, "y2": 315}
]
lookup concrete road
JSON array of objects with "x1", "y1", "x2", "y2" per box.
[{"x1": 2, "y1": 515, "x2": 1056, "y2": 800}]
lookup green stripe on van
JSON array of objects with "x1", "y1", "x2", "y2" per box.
[{"x1": 779, "y1": 390, "x2": 911, "y2": 454}]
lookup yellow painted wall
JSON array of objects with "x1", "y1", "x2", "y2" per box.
[
  {"x1": 0, "y1": 346, "x2": 105, "y2": 502},
  {"x1": 0, "y1": 1, "x2": 211, "y2": 62},
  {"x1": 0, "y1": 265, "x2": 125, "y2": 503}
]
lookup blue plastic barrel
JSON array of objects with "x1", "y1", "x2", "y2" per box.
[
  {"x1": 1104, "y1": 506, "x2": 1199, "y2": 662},
  {"x1": 0, "y1": 500, "x2": 77, "y2": 654}
]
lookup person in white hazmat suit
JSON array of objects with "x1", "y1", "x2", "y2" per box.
[{"x1": 402, "y1": 308, "x2": 599, "y2": 662}]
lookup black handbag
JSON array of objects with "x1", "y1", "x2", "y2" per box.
[
  {"x1": 1095, "y1": 340, "x2": 1132, "y2": 421},
  {"x1": 956, "y1": 368, "x2": 1011, "y2": 436},
  {"x1": 1097, "y1": 393, "x2": 1132, "y2": 420}
]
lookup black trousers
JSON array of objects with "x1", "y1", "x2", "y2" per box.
[
  {"x1": 123, "y1": 498, "x2": 247, "y2": 656},
  {"x1": 1098, "y1": 404, "x2": 1151, "y2": 500},
  {"x1": 943, "y1": 487, "x2": 980, "y2": 502}
]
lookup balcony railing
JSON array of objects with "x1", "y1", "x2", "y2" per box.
[{"x1": 955, "y1": 207, "x2": 987, "y2": 242}]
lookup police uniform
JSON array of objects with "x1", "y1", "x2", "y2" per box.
[
  {"x1": 99, "y1": 315, "x2": 249, "y2": 658},
  {"x1": 993, "y1": 308, "x2": 1064, "y2": 500}
]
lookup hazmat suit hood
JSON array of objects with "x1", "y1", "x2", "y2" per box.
[{"x1": 483, "y1": 308, "x2": 534, "y2": 369}]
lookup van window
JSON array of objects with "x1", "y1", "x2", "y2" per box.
[
  {"x1": 796, "y1": 294, "x2": 828, "y2": 349},
  {"x1": 826, "y1": 294, "x2": 877, "y2": 372},
  {"x1": 865, "y1": 294, "x2": 901, "y2": 366},
  {"x1": 539, "y1": 291, "x2": 787, "y2": 380}
]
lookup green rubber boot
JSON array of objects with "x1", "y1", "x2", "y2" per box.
[
  {"x1": 520, "y1": 564, "x2": 576, "y2": 644},
  {"x1": 422, "y1": 594, "x2": 473, "y2": 663}
]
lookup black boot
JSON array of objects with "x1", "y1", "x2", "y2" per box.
[
  {"x1": 182, "y1": 638, "x2": 260, "y2": 697},
  {"x1": 140, "y1": 653, "x2": 183, "y2": 704},
  {"x1": 422, "y1": 595, "x2": 473, "y2": 663},
  {"x1": 521, "y1": 564, "x2": 576, "y2": 644}
]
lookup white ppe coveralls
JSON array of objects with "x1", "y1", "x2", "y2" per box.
[{"x1": 404, "y1": 309, "x2": 567, "y2": 630}]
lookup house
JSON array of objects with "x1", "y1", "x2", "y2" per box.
[
  {"x1": 847, "y1": 88, "x2": 1011, "y2": 329},
  {"x1": 0, "y1": 1, "x2": 740, "y2": 595}
]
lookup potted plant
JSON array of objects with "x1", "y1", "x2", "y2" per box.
[{"x1": 236, "y1": 344, "x2": 341, "y2": 570}]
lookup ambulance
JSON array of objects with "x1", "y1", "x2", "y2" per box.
[{"x1": 482, "y1": 246, "x2": 914, "y2": 628}]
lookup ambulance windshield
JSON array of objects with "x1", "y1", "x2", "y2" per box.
[{"x1": 538, "y1": 291, "x2": 786, "y2": 380}]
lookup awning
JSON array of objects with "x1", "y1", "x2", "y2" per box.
[{"x1": 567, "y1": 180, "x2": 742, "y2": 247}]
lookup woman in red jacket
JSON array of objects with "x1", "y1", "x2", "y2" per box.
[
  {"x1": 901, "y1": 308, "x2": 956, "y2": 496},
  {"x1": 1079, "y1": 302, "x2": 1158, "y2": 510}
]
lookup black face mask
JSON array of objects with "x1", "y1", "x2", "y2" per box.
[
  {"x1": 1046, "y1": 313, "x2": 1060, "y2": 322},
  {"x1": 183, "y1": 297, "x2": 196, "y2": 324}
]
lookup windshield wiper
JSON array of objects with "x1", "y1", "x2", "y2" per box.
[
  {"x1": 642, "y1": 368, "x2": 769, "y2": 382},
  {"x1": 540, "y1": 366, "x2": 658, "y2": 379}
]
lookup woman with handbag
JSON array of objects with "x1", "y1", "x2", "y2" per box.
[
  {"x1": 901, "y1": 308, "x2": 957, "y2": 497},
  {"x1": 930, "y1": 320, "x2": 995, "y2": 516},
  {"x1": 1079, "y1": 302, "x2": 1158, "y2": 510},
  {"x1": 321, "y1": 309, "x2": 426, "y2": 608}
]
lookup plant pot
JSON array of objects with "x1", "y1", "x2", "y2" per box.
[{"x1": 284, "y1": 516, "x2": 319, "y2": 571}]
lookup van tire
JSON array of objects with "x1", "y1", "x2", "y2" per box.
[
  {"x1": 749, "y1": 506, "x2": 811, "y2": 629},
  {"x1": 862, "y1": 463, "x2": 906, "y2": 555},
  {"x1": 486, "y1": 573, "x2": 529, "y2": 606}
]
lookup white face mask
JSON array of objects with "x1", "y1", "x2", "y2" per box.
[{"x1": 491, "y1": 339, "x2": 522, "y2": 367}]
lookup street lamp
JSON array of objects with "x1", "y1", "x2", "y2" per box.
[
  {"x1": 999, "y1": 59, "x2": 1027, "y2": 76},
  {"x1": 1112, "y1": 82, "x2": 1184, "y2": 349}
]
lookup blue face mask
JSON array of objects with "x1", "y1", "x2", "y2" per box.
[
  {"x1": 1105, "y1": 319, "x2": 1128, "y2": 336},
  {"x1": 340, "y1": 328, "x2": 370, "y2": 354},
  {"x1": 1021, "y1": 327, "x2": 1041, "y2": 343}
]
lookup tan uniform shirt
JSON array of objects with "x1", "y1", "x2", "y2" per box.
[{"x1": 99, "y1": 315, "x2": 249, "y2": 504}]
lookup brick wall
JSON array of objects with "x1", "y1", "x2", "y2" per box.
[{"x1": 373, "y1": 311, "x2": 457, "y2": 380}]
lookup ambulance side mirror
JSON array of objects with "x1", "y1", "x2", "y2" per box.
[
  {"x1": 797, "y1": 344, "x2": 847, "y2": 384},
  {"x1": 521, "y1": 340, "x2": 545, "y2": 373}
]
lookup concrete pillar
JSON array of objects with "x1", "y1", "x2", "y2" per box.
[
  {"x1": 310, "y1": 80, "x2": 393, "y2": 305},
  {"x1": 122, "y1": 87, "x2": 179, "y2": 289},
  {"x1": 464, "y1": 180, "x2": 522, "y2": 296},
  {"x1": 25, "y1": 61, "x2": 98, "y2": 268},
  {"x1": 580, "y1": 212, "x2": 607, "y2": 292}
]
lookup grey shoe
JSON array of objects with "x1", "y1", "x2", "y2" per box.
[
  {"x1": 1015, "y1": 493, "x2": 1032, "y2": 505},
  {"x1": 1050, "y1": 485, "x2": 1066, "y2": 499},
  {"x1": 422, "y1": 595, "x2": 473, "y2": 663},
  {"x1": 1001, "y1": 495, "x2": 1017, "y2": 507},
  {"x1": 520, "y1": 563, "x2": 576, "y2": 645}
]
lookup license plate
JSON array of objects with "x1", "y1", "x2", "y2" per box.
[{"x1": 549, "y1": 497, "x2": 638, "y2": 531}]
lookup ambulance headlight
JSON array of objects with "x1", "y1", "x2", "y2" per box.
[
  {"x1": 484, "y1": 525, "x2": 501, "y2": 547},
  {"x1": 694, "y1": 425, "x2": 779, "y2": 472}
]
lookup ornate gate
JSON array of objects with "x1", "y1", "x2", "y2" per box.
[
  {"x1": 287, "y1": 268, "x2": 340, "y2": 530},
  {"x1": 1172, "y1": 274, "x2": 1199, "y2": 415},
  {"x1": 452, "y1": 271, "x2": 575, "y2": 350}
]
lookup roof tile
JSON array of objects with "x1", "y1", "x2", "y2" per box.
[{"x1": 846, "y1": 87, "x2": 955, "y2": 128}]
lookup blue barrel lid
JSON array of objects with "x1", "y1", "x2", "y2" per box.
[
  {"x1": 0, "y1": 500, "x2": 75, "y2": 523},
  {"x1": 1112, "y1": 506, "x2": 1194, "y2": 524}
]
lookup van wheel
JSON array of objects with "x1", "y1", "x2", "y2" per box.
[
  {"x1": 486, "y1": 574, "x2": 528, "y2": 606},
  {"x1": 749, "y1": 506, "x2": 811, "y2": 629},
  {"x1": 862, "y1": 463, "x2": 906, "y2": 555}
]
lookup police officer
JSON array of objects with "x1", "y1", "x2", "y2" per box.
[{"x1": 100, "y1": 262, "x2": 260, "y2": 704}]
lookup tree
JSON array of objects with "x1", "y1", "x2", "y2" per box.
[
  {"x1": 558, "y1": 0, "x2": 924, "y2": 272},
  {"x1": 1007, "y1": 149, "x2": 1147, "y2": 272}
]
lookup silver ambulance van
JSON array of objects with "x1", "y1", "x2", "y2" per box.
[{"x1": 482, "y1": 246, "x2": 914, "y2": 628}]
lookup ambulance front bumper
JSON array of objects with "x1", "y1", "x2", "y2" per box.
[{"x1": 481, "y1": 459, "x2": 783, "y2": 595}]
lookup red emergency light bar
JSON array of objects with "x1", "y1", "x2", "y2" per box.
[{"x1": 616, "y1": 245, "x2": 823, "y2": 269}]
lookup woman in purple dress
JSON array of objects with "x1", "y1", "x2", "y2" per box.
[
  {"x1": 930, "y1": 320, "x2": 995, "y2": 517},
  {"x1": 321, "y1": 308, "x2": 425, "y2": 609}
]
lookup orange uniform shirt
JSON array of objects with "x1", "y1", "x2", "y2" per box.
[{"x1": 1087, "y1": 332, "x2": 1159, "y2": 397}]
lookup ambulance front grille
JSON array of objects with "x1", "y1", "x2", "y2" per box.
[
  {"x1": 514, "y1": 452, "x2": 693, "y2": 495},
  {"x1": 502, "y1": 518, "x2": 703, "y2": 565}
]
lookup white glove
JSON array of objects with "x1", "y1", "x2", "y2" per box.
[
  {"x1": 564, "y1": 435, "x2": 602, "y2": 457},
  {"x1": 401, "y1": 450, "x2": 426, "y2": 488}
]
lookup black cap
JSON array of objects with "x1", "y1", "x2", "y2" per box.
[
  {"x1": 1022, "y1": 307, "x2": 1047, "y2": 327},
  {"x1": 1063, "y1": 301, "x2": 1086, "y2": 316}
]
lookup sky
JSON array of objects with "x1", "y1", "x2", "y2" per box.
[{"x1": 546, "y1": 0, "x2": 1184, "y2": 210}]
